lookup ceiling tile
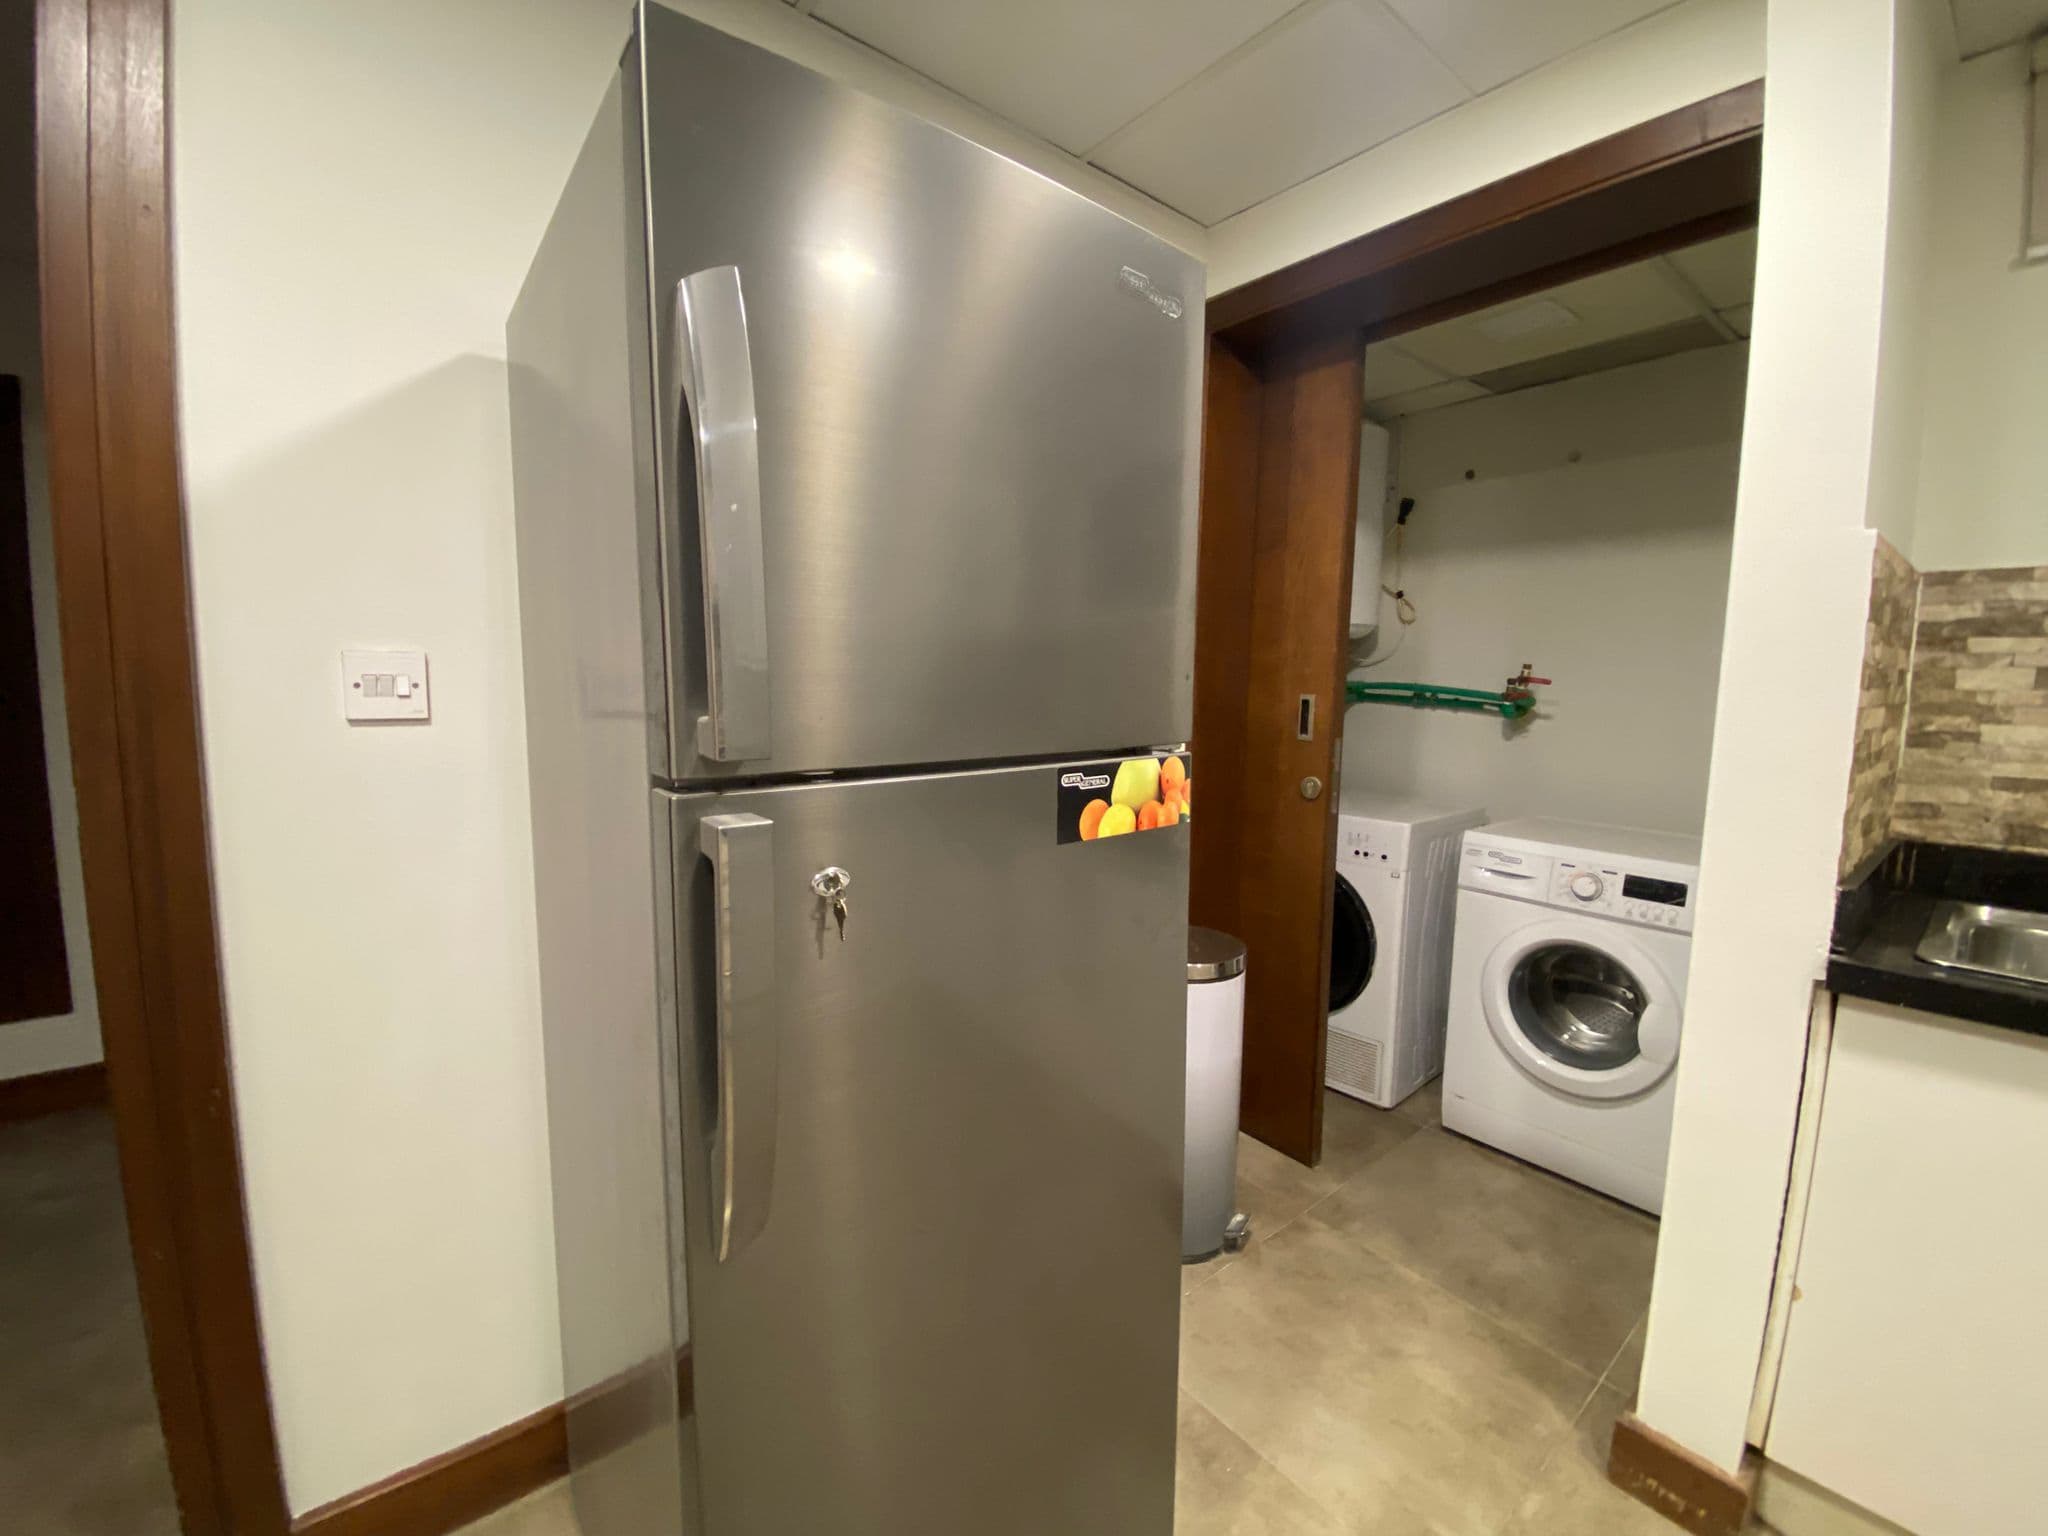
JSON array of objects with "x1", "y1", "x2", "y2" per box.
[
  {"x1": 810, "y1": 0, "x2": 1301, "y2": 154},
  {"x1": 1380, "y1": 0, "x2": 1677, "y2": 93},
  {"x1": 1365, "y1": 378, "x2": 1490, "y2": 421},
  {"x1": 1665, "y1": 228, "x2": 1757, "y2": 310},
  {"x1": 1390, "y1": 259, "x2": 1695, "y2": 377},
  {"x1": 1090, "y1": 0, "x2": 1469, "y2": 225},
  {"x1": 1363, "y1": 342, "x2": 1451, "y2": 400},
  {"x1": 1949, "y1": 0, "x2": 2048, "y2": 57}
]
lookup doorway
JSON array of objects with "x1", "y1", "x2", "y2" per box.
[
  {"x1": 1180, "y1": 82, "x2": 1762, "y2": 1535},
  {"x1": 1192, "y1": 79, "x2": 1764, "y2": 1168}
]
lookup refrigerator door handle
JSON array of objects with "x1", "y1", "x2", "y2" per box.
[
  {"x1": 673, "y1": 266, "x2": 771, "y2": 763},
  {"x1": 697, "y1": 811, "x2": 778, "y2": 1261}
]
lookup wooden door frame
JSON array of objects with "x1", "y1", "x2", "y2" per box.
[
  {"x1": 1193, "y1": 80, "x2": 1764, "y2": 1165},
  {"x1": 36, "y1": 0, "x2": 291, "y2": 1529}
]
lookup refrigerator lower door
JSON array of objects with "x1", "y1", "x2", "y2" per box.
[
  {"x1": 660, "y1": 764, "x2": 1185, "y2": 1536},
  {"x1": 638, "y1": 4, "x2": 1203, "y2": 783}
]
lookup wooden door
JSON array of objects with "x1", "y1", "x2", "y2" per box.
[{"x1": 1191, "y1": 334, "x2": 1362, "y2": 1165}]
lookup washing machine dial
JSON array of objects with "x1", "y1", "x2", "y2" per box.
[{"x1": 1568, "y1": 871, "x2": 1605, "y2": 902}]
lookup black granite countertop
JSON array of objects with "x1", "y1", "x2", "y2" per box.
[{"x1": 1828, "y1": 841, "x2": 2048, "y2": 1037}]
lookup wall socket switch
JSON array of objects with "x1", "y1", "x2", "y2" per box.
[{"x1": 342, "y1": 649, "x2": 430, "y2": 722}]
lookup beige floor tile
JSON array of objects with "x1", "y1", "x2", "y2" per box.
[
  {"x1": 1181, "y1": 1212, "x2": 1593, "y2": 1536},
  {"x1": 0, "y1": 1109, "x2": 179, "y2": 1536},
  {"x1": 1313, "y1": 1129, "x2": 1657, "y2": 1377},
  {"x1": 1500, "y1": 1383, "x2": 1674, "y2": 1536},
  {"x1": 1602, "y1": 1314, "x2": 1648, "y2": 1401},
  {"x1": 1186, "y1": 1095, "x2": 1421, "y2": 1294},
  {"x1": 452, "y1": 1478, "x2": 582, "y2": 1536},
  {"x1": 1174, "y1": 1393, "x2": 1352, "y2": 1536},
  {"x1": 1392, "y1": 1074, "x2": 1443, "y2": 1128}
]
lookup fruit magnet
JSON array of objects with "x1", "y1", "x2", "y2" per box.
[{"x1": 1057, "y1": 752, "x2": 1191, "y2": 845}]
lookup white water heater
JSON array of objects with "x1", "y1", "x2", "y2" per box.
[{"x1": 1351, "y1": 420, "x2": 1394, "y2": 639}]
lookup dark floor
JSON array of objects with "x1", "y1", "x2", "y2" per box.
[{"x1": 0, "y1": 1104, "x2": 180, "y2": 1535}]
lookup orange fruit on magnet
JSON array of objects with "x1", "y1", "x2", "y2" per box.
[
  {"x1": 1160, "y1": 755, "x2": 1187, "y2": 793},
  {"x1": 1137, "y1": 801, "x2": 1165, "y2": 832},
  {"x1": 1079, "y1": 799, "x2": 1110, "y2": 841}
]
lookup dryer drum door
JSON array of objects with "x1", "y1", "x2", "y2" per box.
[
  {"x1": 1329, "y1": 871, "x2": 1376, "y2": 1012},
  {"x1": 1478, "y1": 921, "x2": 1679, "y2": 1100}
]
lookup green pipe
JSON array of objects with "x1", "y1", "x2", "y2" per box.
[{"x1": 1345, "y1": 679, "x2": 1538, "y2": 721}]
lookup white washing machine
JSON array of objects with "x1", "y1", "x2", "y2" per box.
[
  {"x1": 1327, "y1": 795, "x2": 1488, "y2": 1110},
  {"x1": 1442, "y1": 818, "x2": 1702, "y2": 1214}
]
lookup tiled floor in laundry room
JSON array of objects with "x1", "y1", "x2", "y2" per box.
[
  {"x1": 460, "y1": 1082, "x2": 1707, "y2": 1536},
  {"x1": 1171, "y1": 1079, "x2": 1669, "y2": 1536}
]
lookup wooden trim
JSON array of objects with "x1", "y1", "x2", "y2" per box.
[
  {"x1": 1209, "y1": 79, "x2": 1764, "y2": 355},
  {"x1": 36, "y1": 0, "x2": 291, "y2": 1530},
  {"x1": 291, "y1": 1404, "x2": 568, "y2": 1536},
  {"x1": 1188, "y1": 337, "x2": 1262, "y2": 956},
  {"x1": 1607, "y1": 1410, "x2": 1757, "y2": 1536},
  {"x1": 0, "y1": 1061, "x2": 109, "y2": 1120}
]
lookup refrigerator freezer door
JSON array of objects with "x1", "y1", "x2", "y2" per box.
[
  {"x1": 640, "y1": 5, "x2": 1204, "y2": 782},
  {"x1": 661, "y1": 765, "x2": 1185, "y2": 1535}
]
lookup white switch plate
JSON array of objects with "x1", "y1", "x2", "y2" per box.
[{"x1": 342, "y1": 649, "x2": 430, "y2": 722}]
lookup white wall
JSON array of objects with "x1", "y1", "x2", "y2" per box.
[
  {"x1": 1206, "y1": 0, "x2": 1766, "y2": 296},
  {"x1": 1909, "y1": 40, "x2": 2048, "y2": 572},
  {"x1": 1340, "y1": 345, "x2": 1746, "y2": 835},
  {"x1": 170, "y1": 0, "x2": 633, "y2": 1512},
  {"x1": 1636, "y1": 0, "x2": 1955, "y2": 1476},
  {"x1": 0, "y1": 253, "x2": 102, "y2": 1081},
  {"x1": 166, "y1": 0, "x2": 1195, "y2": 1513},
  {"x1": 1865, "y1": 0, "x2": 1945, "y2": 555}
]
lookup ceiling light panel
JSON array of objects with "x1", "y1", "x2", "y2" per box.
[
  {"x1": 810, "y1": 0, "x2": 1300, "y2": 154},
  {"x1": 1091, "y1": 0, "x2": 1469, "y2": 225},
  {"x1": 1380, "y1": 0, "x2": 1679, "y2": 94}
]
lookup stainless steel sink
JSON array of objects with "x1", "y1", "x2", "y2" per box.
[{"x1": 1917, "y1": 900, "x2": 2048, "y2": 987}]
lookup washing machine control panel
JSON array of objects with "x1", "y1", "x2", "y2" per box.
[
  {"x1": 1461, "y1": 836, "x2": 1698, "y2": 932},
  {"x1": 1550, "y1": 860, "x2": 1622, "y2": 914},
  {"x1": 1550, "y1": 860, "x2": 1693, "y2": 931}
]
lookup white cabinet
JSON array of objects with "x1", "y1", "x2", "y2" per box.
[{"x1": 1765, "y1": 997, "x2": 2048, "y2": 1536}]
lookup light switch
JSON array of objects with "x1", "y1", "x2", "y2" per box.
[{"x1": 343, "y1": 649, "x2": 430, "y2": 722}]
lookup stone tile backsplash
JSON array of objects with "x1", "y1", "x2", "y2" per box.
[
  {"x1": 1839, "y1": 538, "x2": 1918, "y2": 876},
  {"x1": 1892, "y1": 565, "x2": 2048, "y2": 854}
]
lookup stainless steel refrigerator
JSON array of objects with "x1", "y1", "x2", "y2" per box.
[{"x1": 508, "y1": 6, "x2": 1202, "y2": 1533}]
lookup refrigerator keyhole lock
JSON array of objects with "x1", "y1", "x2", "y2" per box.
[{"x1": 810, "y1": 867, "x2": 852, "y2": 942}]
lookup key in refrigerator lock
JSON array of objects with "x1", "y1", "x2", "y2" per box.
[{"x1": 810, "y1": 866, "x2": 851, "y2": 941}]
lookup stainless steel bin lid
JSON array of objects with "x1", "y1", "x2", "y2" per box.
[{"x1": 1188, "y1": 927, "x2": 1246, "y2": 983}]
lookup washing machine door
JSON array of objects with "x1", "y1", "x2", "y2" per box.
[
  {"x1": 1329, "y1": 870, "x2": 1376, "y2": 1012},
  {"x1": 1478, "y1": 919, "x2": 1680, "y2": 1100}
]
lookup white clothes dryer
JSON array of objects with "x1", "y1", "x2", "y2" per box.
[{"x1": 1327, "y1": 795, "x2": 1487, "y2": 1110}]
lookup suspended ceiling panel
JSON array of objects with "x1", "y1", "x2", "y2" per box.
[
  {"x1": 1382, "y1": 0, "x2": 1681, "y2": 94},
  {"x1": 1947, "y1": 0, "x2": 2048, "y2": 58},
  {"x1": 1362, "y1": 341, "x2": 1453, "y2": 399},
  {"x1": 802, "y1": 0, "x2": 1692, "y2": 227},
  {"x1": 807, "y1": 0, "x2": 1299, "y2": 154},
  {"x1": 1364, "y1": 228, "x2": 1756, "y2": 420},
  {"x1": 1091, "y1": 0, "x2": 1468, "y2": 223},
  {"x1": 1389, "y1": 260, "x2": 1697, "y2": 377},
  {"x1": 1665, "y1": 226, "x2": 1759, "y2": 309}
]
